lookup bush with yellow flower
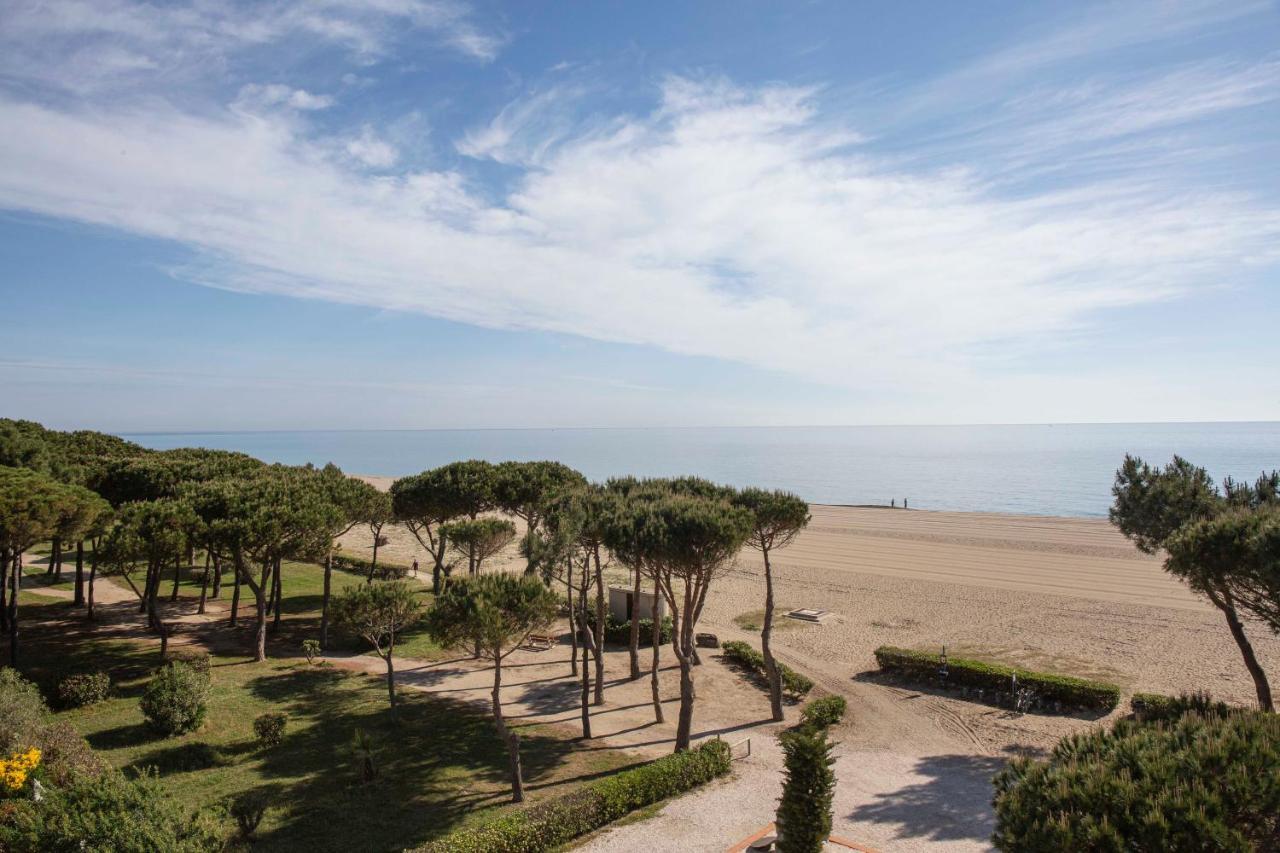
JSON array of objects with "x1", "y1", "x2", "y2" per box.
[{"x1": 0, "y1": 747, "x2": 42, "y2": 797}]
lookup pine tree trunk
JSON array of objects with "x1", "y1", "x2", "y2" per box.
[
  {"x1": 271, "y1": 556, "x2": 283, "y2": 631},
  {"x1": 578, "y1": 607, "x2": 594, "y2": 738},
  {"x1": 0, "y1": 548, "x2": 9, "y2": 634},
  {"x1": 170, "y1": 551, "x2": 181, "y2": 600},
  {"x1": 761, "y1": 546, "x2": 784, "y2": 721},
  {"x1": 385, "y1": 645, "x2": 397, "y2": 708},
  {"x1": 491, "y1": 655, "x2": 524, "y2": 802},
  {"x1": 628, "y1": 568, "x2": 642, "y2": 680},
  {"x1": 254, "y1": 559, "x2": 270, "y2": 662},
  {"x1": 197, "y1": 551, "x2": 211, "y2": 615},
  {"x1": 7, "y1": 552, "x2": 21, "y2": 666},
  {"x1": 567, "y1": 560, "x2": 578, "y2": 677},
  {"x1": 592, "y1": 549, "x2": 605, "y2": 706},
  {"x1": 211, "y1": 552, "x2": 222, "y2": 599},
  {"x1": 650, "y1": 574, "x2": 664, "y2": 724},
  {"x1": 1219, "y1": 593, "x2": 1274, "y2": 711},
  {"x1": 320, "y1": 550, "x2": 333, "y2": 649},
  {"x1": 86, "y1": 540, "x2": 97, "y2": 621},
  {"x1": 73, "y1": 541, "x2": 86, "y2": 606},
  {"x1": 48, "y1": 538, "x2": 60, "y2": 579},
  {"x1": 230, "y1": 560, "x2": 241, "y2": 626}
]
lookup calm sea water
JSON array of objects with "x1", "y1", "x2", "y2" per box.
[{"x1": 118, "y1": 423, "x2": 1280, "y2": 518}]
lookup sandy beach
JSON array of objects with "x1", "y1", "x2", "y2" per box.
[{"x1": 343, "y1": 482, "x2": 1273, "y2": 708}]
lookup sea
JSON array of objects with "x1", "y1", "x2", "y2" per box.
[{"x1": 118, "y1": 423, "x2": 1280, "y2": 519}]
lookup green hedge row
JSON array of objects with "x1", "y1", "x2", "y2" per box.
[
  {"x1": 332, "y1": 554, "x2": 410, "y2": 580},
  {"x1": 799, "y1": 695, "x2": 847, "y2": 731},
  {"x1": 721, "y1": 640, "x2": 814, "y2": 699},
  {"x1": 585, "y1": 612, "x2": 674, "y2": 646},
  {"x1": 416, "y1": 740, "x2": 731, "y2": 853},
  {"x1": 873, "y1": 646, "x2": 1120, "y2": 712}
]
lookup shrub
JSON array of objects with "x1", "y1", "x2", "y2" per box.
[
  {"x1": 584, "y1": 612, "x2": 673, "y2": 646},
  {"x1": 0, "y1": 768, "x2": 226, "y2": 852},
  {"x1": 0, "y1": 669, "x2": 103, "y2": 785},
  {"x1": 164, "y1": 649, "x2": 211, "y2": 677},
  {"x1": 254, "y1": 712, "x2": 288, "y2": 747},
  {"x1": 140, "y1": 661, "x2": 210, "y2": 737},
  {"x1": 1130, "y1": 690, "x2": 1235, "y2": 722},
  {"x1": 775, "y1": 727, "x2": 836, "y2": 853},
  {"x1": 416, "y1": 740, "x2": 731, "y2": 852},
  {"x1": 722, "y1": 640, "x2": 814, "y2": 698},
  {"x1": 302, "y1": 639, "x2": 321, "y2": 665},
  {"x1": 333, "y1": 554, "x2": 410, "y2": 580},
  {"x1": 873, "y1": 646, "x2": 1120, "y2": 712},
  {"x1": 57, "y1": 672, "x2": 111, "y2": 708},
  {"x1": 993, "y1": 709, "x2": 1280, "y2": 851},
  {"x1": 799, "y1": 695, "x2": 847, "y2": 731}
]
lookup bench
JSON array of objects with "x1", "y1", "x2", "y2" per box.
[{"x1": 522, "y1": 633, "x2": 556, "y2": 651}]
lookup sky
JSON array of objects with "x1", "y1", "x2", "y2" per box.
[{"x1": 1, "y1": 0, "x2": 1278, "y2": 431}]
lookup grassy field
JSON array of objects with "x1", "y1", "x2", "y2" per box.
[{"x1": 8, "y1": 563, "x2": 638, "y2": 851}]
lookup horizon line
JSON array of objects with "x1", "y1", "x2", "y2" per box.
[{"x1": 112, "y1": 419, "x2": 1280, "y2": 437}]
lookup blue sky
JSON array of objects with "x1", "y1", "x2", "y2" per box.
[{"x1": 1, "y1": 0, "x2": 1277, "y2": 431}]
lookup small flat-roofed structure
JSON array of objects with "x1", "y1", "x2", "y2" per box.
[{"x1": 608, "y1": 585, "x2": 665, "y2": 623}]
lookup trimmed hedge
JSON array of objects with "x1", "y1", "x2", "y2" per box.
[
  {"x1": 722, "y1": 640, "x2": 814, "y2": 699},
  {"x1": 1130, "y1": 691, "x2": 1236, "y2": 723},
  {"x1": 799, "y1": 695, "x2": 847, "y2": 731},
  {"x1": 585, "y1": 612, "x2": 673, "y2": 646},
  {"x1": 416, "y1": 740, "x2": 731, "y2": 853},
  {"x1": 332, "y1": 554, "x2": 410, "y2": 580},
  {"x1": 873, "y1": 646, "x2": 1120, "y2": 712}
]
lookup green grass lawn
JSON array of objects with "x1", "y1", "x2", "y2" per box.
[{"x1": 11, "y1": 595, "x2": 639, "y2": 852}]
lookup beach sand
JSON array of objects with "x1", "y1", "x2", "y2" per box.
[{"x1": 342, "y1": 482, "x2": 1274, "y2": 707}]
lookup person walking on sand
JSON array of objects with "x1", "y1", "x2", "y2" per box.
[{"x1": 411, "y1": 559, "x2": 419, "y2": 578}]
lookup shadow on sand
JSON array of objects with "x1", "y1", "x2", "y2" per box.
[{"x1": 847, "y1": 753, "x2": 1007, "y2": 844}]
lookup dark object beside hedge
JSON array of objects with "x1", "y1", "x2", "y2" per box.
[
  {"x1": 415, "y1": 740, "x2": 732, "y2": 852},
  {"x1": 873, "y1": 646, "x2": 1120, "y2": 712},
  {"x1": 992, "y1": 708, "x2": 1280, "y2": 851},
  {"x1": 695, "y1": 633, "x2": 720, "y2": 648},
  {"x1": 721, "y1": 640, "x2": 814, "y2": 698}
]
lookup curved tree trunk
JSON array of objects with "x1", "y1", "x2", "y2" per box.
[
  {"x1": 761, "y1": 546, "x2": 784, "y2": 721},
  {"x1": 491, "y1": 655, "x2": 524, "y2": 802},
  {"x1": 1218, "y1": 591, "x2": 1273, "y2": 711}
]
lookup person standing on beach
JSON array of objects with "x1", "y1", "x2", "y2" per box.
[{"x1": 412, "y1": 559, "x2": 419, "y2": 578}]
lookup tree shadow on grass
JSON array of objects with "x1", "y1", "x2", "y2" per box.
[
  {"x1": 242, "y1": 668, "x2": 603, "y2": 852},
  {"x1": 86, "y1": 721, "x2": 155, "y2": 751},
  {"x1": 128, "y1": 740, "x2": 231, "y2": 775},
  {"x1": 846, "y1": 753, "x2": 1008, "y2": 845}
]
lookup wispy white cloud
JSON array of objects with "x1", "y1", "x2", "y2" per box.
[{"x1": 0, "y1": 0, "x2": 503, "y2": 95}]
